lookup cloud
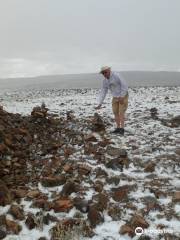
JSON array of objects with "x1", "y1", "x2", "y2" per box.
[
  {"x1": 0, "y1": 58, "x2": 68, "y2": 78},
  {"x1": 0, "y1": 54, "x2": 106, "y2": 78},
  {"x1": 1, "y1": 57, "x2": 179, "y2": 79}
]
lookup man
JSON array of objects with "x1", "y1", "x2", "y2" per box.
[{"x1": 95, "y1": 66, "x2": 128, "y2": 135}]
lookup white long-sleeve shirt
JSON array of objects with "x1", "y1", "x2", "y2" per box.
[{"x1": 98, "y1": 71, "x2": 128, "y2": 105}]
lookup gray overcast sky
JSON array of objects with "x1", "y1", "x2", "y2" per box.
[{"x1": 0, "y1": 0, "x2": 180, "y2": 77}]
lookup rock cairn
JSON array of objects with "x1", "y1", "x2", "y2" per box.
[{"x1": 0, "y1": 104, "x2": 179, "y2": 239}]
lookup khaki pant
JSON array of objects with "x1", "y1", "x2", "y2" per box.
[{"x1": 112, "y1": 93, "x2": 128, "y2": 115}]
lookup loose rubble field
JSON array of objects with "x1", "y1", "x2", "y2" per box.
[{"x1": 0, "y1": 86, "x2": 180, "y2": 240}]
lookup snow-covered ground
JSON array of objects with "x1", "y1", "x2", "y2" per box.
[{"x1": 0, "y1": 86, "x2": 180, "y2": 240}]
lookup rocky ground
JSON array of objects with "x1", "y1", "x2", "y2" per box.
[{"x1": 0, "y1": 86, "x2": 180, "y2": 240}]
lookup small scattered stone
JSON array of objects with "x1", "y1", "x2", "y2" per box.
[
  {"x1": 88, "y1": 205, "x2": 104, "y2": 227},
  {"x1": 144, "y1": 162, "x2": 156, "y2": 172},
  {"x1": 9, "y1": 205, "x2": 25, "y2": 220},
  {"x1": 51, "y1": 198, "x2": 73, "y2": 213},
  {"x1": 6, "y1": 219, "x2": 22, "y2": 234},
  {"x1": 172, "y1": 192, "x2": 180, "y2": 203},
  {"x1": 119, "y1": 224, "x2": 134, "y2": 237},
  {"x1": 41, "y1": 176, "x2": 66, "y2": 187},
  {"x1": 25, "y1": 213, "x2": 37, "y2": 230},
  {"x1": 0, "y1": 229, "x2": 6, "y2": 239}
]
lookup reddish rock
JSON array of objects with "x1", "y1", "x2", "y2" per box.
[
  {"x1": 146, "y1": 201, "x2": 163, "y2": 212},
  {"x1": 84, "y1": 142, "x2": 98, "y2": 155},
  {"x1": 9, "y1": 205, "x2": 25, "y2": 220},
  {"x1": 0, "y1": 143, "x2": 7, "y2": 153},
  {"x1": 11, "y1": 188, "x2": 28, "y2": 199},
  {"x1": 112, "y1": 190, "x2": 127, "y2": 202},
  {"x1": 27, "y1": 190, "x2": 41, "y2": 199},
  {"x1": 61, "y1": 181, "x2": 79, "y2": 196},
  {"x1": 0, "y1": 180, "x2": 12, "y2": 206},
  {"x1": 78, "y1": 164, "x2": 92, "y2": 175},
  {"x1": 25, "y1": 213, "x2": 38, "y2": 230},
  {"x1": 119, "y1": 224, "x2": 134, "y2": 237},
  {"x1": 130, "y1": 214, "x2": 149, "y2": 229},
  {"x1": 126, "y1": 202, "x2": 137, "y2": 211},
  {"x1": 112, "y1": 186, "x2": 129, "y2": 202},
  {"x1": 63, "y1": 164, "x2": 73, "y2": 173},
  {"x1": 93, "y1": 193, "x2": 109, "y2": 212},
  {"x1": 173, "y1": 191, "x2": 180, "y2": 203},
  {"x1": 6, "y1": 219, "x2": 22, "y2": 234},
  {"x1": 4, "y1": 137, "x2": 13, "y2": 147},
  {"x1": 31, "y1": 105, "x2": 48, "y2": 118},
  {"x1": 169, "y1": 115, "x2": 180, "y2": 127},
  {"x1": 18, "y1": 128, "x2": 29, "y2": 135},
  {"x1": 94, "y1": 181, "x2": 104, "y2": 192},
  {"x1": 41, "y1": 175, "x2": 66, "y2": 187},
  {"x1": 32, "y1": 198, "x2": 50, "y2": 210},
  {"x1": 64, "y1": 147, "x2": 74, "y2": 157},
  {"x1": 52, "y1": 198, "x2": 73, "y2": 213},
  {"x1": 144, "y1": 162, "x2": 156, "y2": 172},
  {"x1": 88, "y1": 205, "x2": 104, "y2": 227}
]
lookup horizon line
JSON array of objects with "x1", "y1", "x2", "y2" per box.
[{"x1": 1, "y1": 69, "x2": 180, "y2": 80}]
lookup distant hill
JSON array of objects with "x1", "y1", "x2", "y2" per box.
[{"x1": 0, "y1": 71, "x2": 180, "y2": 90}]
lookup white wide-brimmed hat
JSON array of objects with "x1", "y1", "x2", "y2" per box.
[{"x1": 99, "y1": 66, "x2": 111, "y2": 73}]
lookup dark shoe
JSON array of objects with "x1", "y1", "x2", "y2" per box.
[
  {"x1": 112, "y1": 128, "x2": 121, "y2": 134},
  {"x1": 119, "y1": 128, "x2": 124, "y2": 135}
]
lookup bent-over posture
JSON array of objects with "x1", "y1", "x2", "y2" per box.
[{"x1": 96, "y1": 66, "x2": 128, "y2": 135}]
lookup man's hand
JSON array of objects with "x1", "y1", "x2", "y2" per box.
[{"x1": 95, "y1": 104, "x2": 102, "y2": 110}]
